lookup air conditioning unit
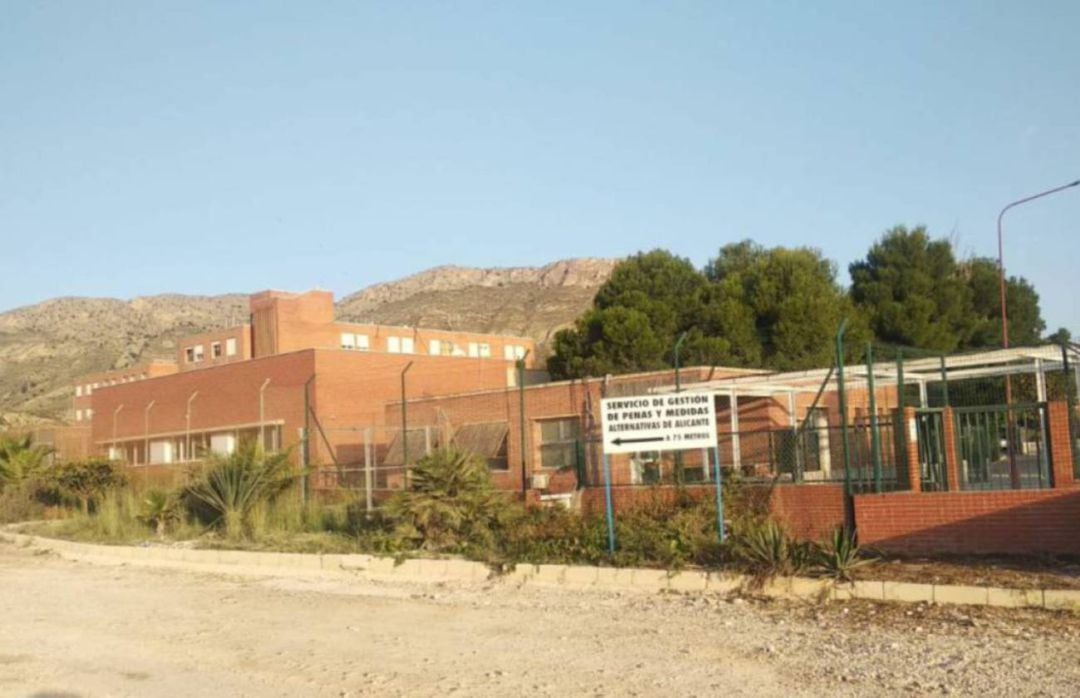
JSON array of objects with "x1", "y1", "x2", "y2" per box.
[{"x1": 530, "y1": 473, "x2": 550, "y2": 490}]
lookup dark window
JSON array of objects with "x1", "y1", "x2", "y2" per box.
[{"x1": 539, "y1": 418, "x2": 581, "y2": 470}]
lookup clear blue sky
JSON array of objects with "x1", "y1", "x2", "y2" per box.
[{"x1": 1, "y1": 2, "x2": 1077, "y2": 335}]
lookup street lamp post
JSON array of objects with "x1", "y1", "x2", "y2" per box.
[
  {"x1": 998, "y1": 179, "x2": 1080, "y2": 357},
  {"x1": 112, "y1": 404, "x2": 124, "y2": 462},
  {"x1": 259, "y1": 379, "x2": 271, "y2": 451},
  {"x1": 516, "y1": 350, "x2": 532, "y2": 496},
  {"x1": 185, "y1": 391, "x2": 199, "y2": 462},
  {"x1": 997, "y1": 178, "x2": 1078, "y2": 489},
  {"x1": 143, "y1": 400, "x2": 156, "y2": 466}
]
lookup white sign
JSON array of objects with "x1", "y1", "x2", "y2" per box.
[{"x1": 600, "y1": 391, "x2": 717, "y2": 455}]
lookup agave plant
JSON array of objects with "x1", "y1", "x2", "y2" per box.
[
  {"x1": 185, "y1": 441, "x2": 297, "y2": 539},
  {"x1": 815, "y1": 526, "x2": 874, "y2": 581},
  {"x1": 731, "y1": 519, "x2": 809, "y2": 577},
  {"x1": 384, "y1": 448, "x2": 507, "y2": 552},
  {"x1": 0, "y1": 434, "x2": 53, "y2": 489}
]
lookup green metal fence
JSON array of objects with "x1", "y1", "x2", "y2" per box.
[
  {"x1": 953, "y1": 403, "x2": 1050, "y2": 490},
  {"x1": 913, "y1": 409, "x2": 948, "y2": 491}
]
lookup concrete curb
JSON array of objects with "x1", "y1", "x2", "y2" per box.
[{"x1": 3, "y1": 531, "x2": 1078, "y2": 612}]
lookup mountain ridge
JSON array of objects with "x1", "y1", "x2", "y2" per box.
[{"x1": 0, "y1": 258, "x2": 615, "y2": 424}]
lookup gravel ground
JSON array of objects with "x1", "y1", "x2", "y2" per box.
[{"x1": 0, "y1": 540, "x2": 1077, "y2": 697}]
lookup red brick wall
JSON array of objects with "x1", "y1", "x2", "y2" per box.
[
  {"x1": 579, "y1": 484, "x2": 716, "y2": 517},
  {"x1": 769, "y1": 483, "x2": 847, "y2": 541},
  {"x1": 578, "y1": 482, "x2": 845, "y2": 543},
  {"x1": 89, "y1": 350, "x2": 317, "y2": 459},
  {"x1": 854, "y1": 489, "x2": 1080, "y2": 555},
  {"x1": 177, "y1": 326, "x2": 251, "y2": 371},
  {"x1": 1048, "y1": 401, "x2": 1075, "y2": 487}
]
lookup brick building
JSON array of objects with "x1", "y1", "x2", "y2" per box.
[{"x1": 73, "y1": 290, "x2": 536, "y2": 469}]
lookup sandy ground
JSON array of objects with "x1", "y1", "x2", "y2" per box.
[{"x1": 1, "y1": 541, "x2": 1078, "y2": 697}]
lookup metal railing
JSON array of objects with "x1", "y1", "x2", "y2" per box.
[{"x1": 954, "y1": 403, "x2": 1050, "y2": 491}]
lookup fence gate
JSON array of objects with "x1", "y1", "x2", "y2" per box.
[
  {"x1": 914, "y1": 409, "x2": 947, "y2": 492},
  {"x1": 953, "y1": 404, "x2": 1050, "y2": 490}
]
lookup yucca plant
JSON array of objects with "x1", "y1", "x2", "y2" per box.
[
  {"x1": 815, "y1": 526, "x2": 874, "y2": 581},
  {"x1": 185, "y1": 441, "x2": 297, "y2": 539},
  {"x1": 138, "y1": 489, "x2": 181, "y2": 537},
  {"x1": 732, "y1": 519, "x2": 809, "y2": 577},
  {"x1": 384, "y1": 448, "x2": 509, "y2": 552}
]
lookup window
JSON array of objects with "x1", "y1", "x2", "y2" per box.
[
  {"x1": 85, "y1": 408, "x2": 93, "y2": 419},
  {"x1": 341, "y1": 332, "x2": 356, "y2": 350},
  {"x1": 75, "y1": 409, "x2": 83, "y2": 422},
  {"x1": 401, "y1": 337, "x2": 414, "y2": 354},
  {"x1": 193, "y1": 345, "x2": 205, "y2": 362},
  {"x1": 85, "y1": 384, "x2": 93, "y2": 396},
  {"x1": 468, "y1": 342, "x2": 479, "y2": 357},
  {"x1": 539, "y1": 418, "x2": 581, "y2": 470},
  {"x1": 185, "y1": 347, "x2": 195, "y2": 363},
  {"x1": 356, "y1": 334, "x2": 369, "y2": 351},
  {"x1": 514, "y1": 345, "x2": 527, "y2": 360},
  {"x1": 212, "y1": 341, "x2": 222, "y2": 358},
  {"x1": 387, "y1": 336, "x2": 401, "y2": 353},
  {"x1": 225, "y1": 338, "x2": 237, "y2": 356},
  {"x1": 429, "y1": 339, "x2": 441, "y2": 356},
  {"x1": 75, "y1": 385, "x2": 82, "y2": 397},
  {"x1": 478, "y1": 343, "x2": 491, "y2": 358},
  {"x1": 503, "y1": 345, "x2": 515, "y2": 361}
]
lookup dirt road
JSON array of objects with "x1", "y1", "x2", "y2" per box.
[{"x1": 1, "y1": 542, "x2": 1077, "y2": 697}]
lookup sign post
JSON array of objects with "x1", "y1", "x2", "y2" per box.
[{"x1": 599, "y1": 391, "x2": 719, "y2": 551}]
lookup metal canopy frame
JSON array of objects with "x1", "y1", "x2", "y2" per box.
[{"x1": 653, "y1": 344, "x2": 1079, "y2": 400}]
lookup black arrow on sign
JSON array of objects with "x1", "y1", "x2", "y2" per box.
[{"x1": 612, "y1": 436, "x2": 664, "y2": 446}]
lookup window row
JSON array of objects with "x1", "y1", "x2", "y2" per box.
[
  {"x1": 184, "y1": 338, "x2": 238, "y2": 364},
  {"x1": 74, "y1": 408, "x2": 93, "y2": 421},
  {"x1": 74, "y1": 374, "x2": 148, "y2": 396},
  {"x1": 339, "y1": 333, "x2": 527, "y2": 361}
]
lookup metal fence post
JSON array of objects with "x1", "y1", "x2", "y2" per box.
[
  {"x1": 712, "y1": 446, "x2": 725, "y2": 543},
  {"x1": 835, "y1": 321, "x2": 852, "y2": 496},
  {"x1": 603, "y1": 453, "x2": 616, "y2": 554},
  {"x1": 1061, "y1": 342, "x2": 1079, "y2": 475},
  {"x1": 939, "y1": 355, "x2": 950, "y2": 407},
  {"x1": 867, "y1": 343, "x2": 883, "y2": 493},
  {"x1": 364, "y1": 427, "x2": 373, "y2": 516}
]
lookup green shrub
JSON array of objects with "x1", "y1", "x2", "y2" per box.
[
  {"x1": 138, "y1": 490, "x2": 182, "y2": 537},
  {"x1": 46, "y1": 458, "x2": 128, "y2": 514},
  {"x1": 185, "y1": 442, "x2": 298, "y2": 539},
  {"x1": 0, "y1": 483, "x2": 46, "y2": 523},
  {"x1": 384, "y1": 448, "x2": 520, "y2": 554},
  {"x1": 500, "y1": 505, "x2": 607, "y2": 565},
  {"x1": 611, "y1": 496, "x2": 726, "y2": 569},
  {"x1": 814, "y1": 526, "x2": 874, "y2": 581},
  {"x1": 92, "y1": 489, "x2": 147, "y2": 540}
]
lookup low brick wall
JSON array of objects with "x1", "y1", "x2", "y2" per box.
[
  {"x1": 579, "y1": 484, "x2": 715, "y2": 517},
  {"x1": 578, "y1": 482, "x2": 846, "y2": 542},
  {"x1": 854, "y1": 488, "x2": 1080, "y2": 556},
  {"x1": 769, "y1": 483, "x2": 846, "y2": 541}
]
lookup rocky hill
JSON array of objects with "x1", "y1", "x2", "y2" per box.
[
  {"x1": 0, "y1": 259, "x2": 614, "y2": 423},
  {"x1": 336, "y1": 259, "x2": 614, "y2": 343}
]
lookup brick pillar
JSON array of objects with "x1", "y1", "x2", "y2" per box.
[
  {"x1": 941, "y1": 407, "x2": 961, "y2": 491},
  {"x1": 1047, "y1": 401, "x2": 1076, "y2": 488},
  {"x1": 903, "y1": 407, "x2": 921, "y2": 493}
]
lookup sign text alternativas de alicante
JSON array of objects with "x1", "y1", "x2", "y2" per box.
[{"x1": 600, "y1": 391, "x2": 717, "y2": 455}]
